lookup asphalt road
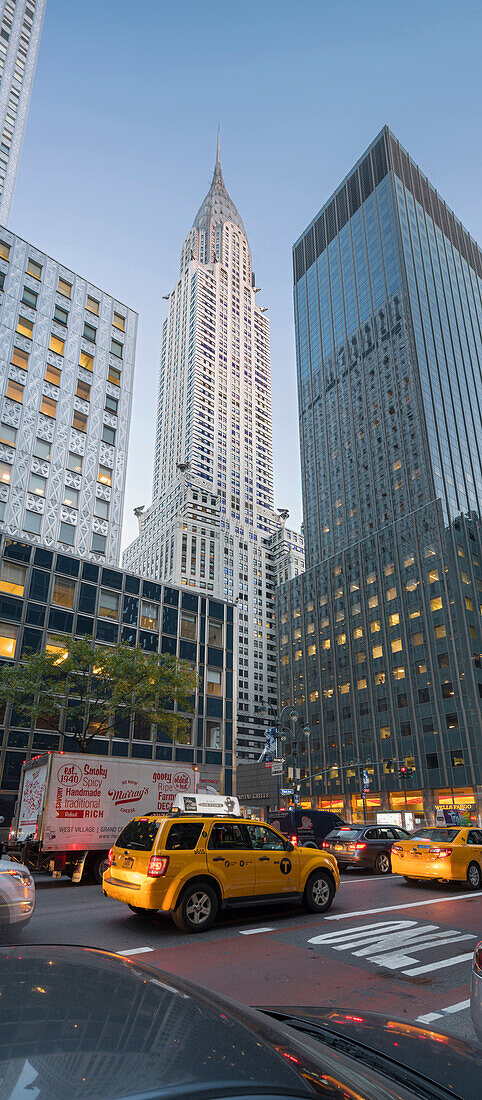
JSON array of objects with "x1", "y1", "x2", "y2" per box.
[{"x1": 16, "y1": 867, "x2": 481, "y2": 1050}]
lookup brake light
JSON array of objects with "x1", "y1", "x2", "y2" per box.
[
  {"x1": 347, "y1": 843, "x2": 356, "y2": 851},
  {"x1": 290, "y1": 835, "x2": 298, "y2": 846},
  {"x1": 322, "y1": 840, "x2": 329, "y2": 849},
  {"x1": 355, "y1": 842, "x2": 367, "y2": 850},
  {"x1": 147, "y1": 855, "x2": 169, "y2": 877},
  {"x1": 430, "y1": 847, "x2": 452, "y2": 859},
  {"x1": 107, "y1": 848, "x2": 114, "y2": 866},
  {"x1": 392, "y1": 844, "x2": 403, "y2": 853}
]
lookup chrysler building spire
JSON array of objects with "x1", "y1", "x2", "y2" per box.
[{"x1": 192, "y1": 130, "x2": 246, "y2": 238}]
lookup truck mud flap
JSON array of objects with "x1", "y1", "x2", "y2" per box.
[{"x1": 72, "y1": 852, "x2": 88, "y2": 884}]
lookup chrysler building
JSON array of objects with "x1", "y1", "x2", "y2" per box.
[{"x1": 123, "y1": 137, "x2": 304, "y2": 760}]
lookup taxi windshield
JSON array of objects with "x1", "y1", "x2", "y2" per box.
[{"x1": 411, "y1": 828, "x2": 461, "y2": 843}]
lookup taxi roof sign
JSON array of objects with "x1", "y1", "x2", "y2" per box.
[{"x1": 172, "y1": 793, "x2": 240, "y2": 816}]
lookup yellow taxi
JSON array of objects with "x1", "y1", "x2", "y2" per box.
[
  {"x1": 103, "y1": 801, "x2": 339, "y2": 932},
  {"x1": 391, "y1": 825, "x2": 482, "y2": 888}
]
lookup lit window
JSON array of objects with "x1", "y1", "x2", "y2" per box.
[
  {"x1": 409, "y1": 609, "x2": 420, "y2": 619},
  {"x1": 353, "y1": 626, "x2": 363, "y2": 639},
  {"x1": 0, "y1": 561, "x2": 25, "y2": 596},
  {"x1": 391, "y1": 638, "x2": 402, "y2": 653},
  {"x1": 405, "y1": 579, "x2": 419, "y2": 592},
  {"x1": 372, "y1": 644, "x2": 383, "y2": 659},
  {"x1": 389, "y1": 612, "x2": 399, "y2": 626},
  {"x1": 0, "y1": 621, "x2": 18, "y2": 659},
  {"x1": 76, "y1": 379, "x2": 91, "y2": 402},
  {"x1": 108, "y1": 365, "x2": 121, "y2": 386},
  {"x1": 294, "y1": 649, "x2": 302, "y2": 661},
  {"x1": 386, "y1": 586, "x2": 397, "y2": 601},
  {"x1": 63, "y1": 486, "x2": 79, "y2": 508},
  {"x1": 67, "y1": 451, "x2": 82, "y2": 474},
  {"x1": 404, "y1": 555, "x2": 414, "y2": 568},
  {"x1": 45, "y1": 634, "x2": 68, "y2": 660},
  {"x1": 0, "y1": 461, "x2": 11, "y2": 484},
  {"x1": 59, "y1": 521, "x2": 75, "y2": 545},
  {"x1": 58, "y1": 277, "x2": 72, "y2": 298},
  {"x1": 380, "y1": 726, "x2": 391, "y2": 740},
  {"x1": 393, "y1": 667, "x2": 405, "y2": 680},
  {"x1": 430, "y1": 596, "x2": 442, "y2": 612},
  {"x1": 11, "y1": 347, "x2": 29, "y2": 371},
  {"x1": 45, "y1": 363, "x2": 61, "y2": 386},
  {"x1": 28, "y1": 472, "x2": 46, "y2": 496},
  {"x1": 17, "y1": 315, "x2": 33, "y2": 338},
  {"x1": 72, "y1": 410, "x2": 87, "y2": 432},
  {"x1": 27, "y1": 258, "x2": 42, "y2": 280},
  {"x1": 52, "y1": 575, "x2": 76, "y2": 609},
  {"x1": 207, "y1": 668, "x2": 222, "y2": 696},
  {"x1": 0, "y1": 424, "x2": 16, "y2": 448},
  {"x1": 86, "y1": 295, "x2": 99, "y2": 315},
  {"x1": 366, "y1": 573, "x2": 376, "y2": 585},
  {"x1": 41, "y1": 396, "x2": 57, "y2": 418},
  {"x1": 354, "y1": 651, "x2": 365, "y2": 664},
  {"x1": 368, "y1": 594, "x2": 378, "y2": 609},
  {"x1": 322, "y1": 638, "x2": 331, "y2": 650},
  {"x1": 0, "y1": 241, "x2": 10, "y2": 260},
  {"x1": 308, "y1": 644, "x2": 316, "y2": 656},
  {"x1": 339, "y1": 683, "x2": 350, "y2": 694},
  {"x1": 49, "y1": 334, "x2": 64, "y2": 356},
  {"x1": 461, "y1": 571, "x2": 470, "y2": 584},
  {"x1": 384, "y1": 563, "x2": 394, "y2": 576},
  {"x1": 309, "y1": 690, "x2": 318, "y2": 702},
  {"x1": 6, "y1": 379, "x2": 24, "y2": 403},
  {"x1": 113, "y1": 312, "x2": 125, "y2": 331},
  {"x1": 434, "y1": 624, "x2": 446, "y2": 639},
  {"x1": 98, "y1": 465, "x2": 112, "y2": 486},
  {"x1": 80, "y1": 351, "x2": 93, "y2": 371},
  {"x1": 357, "y1": 678, "x2": 367, "y2": 690},
  {"x1": 337, "y1": 633, "x2": 346, "y2": 646},
  {"x1": 374, "y1": 671, "x2": 386, "y2": 685},
  {"x1": 465, "y1": 596, "x2": 473, "y2": 612},
  {"x1": 411, "y1": 632, "x2": 424, "y2": 646},
  {"x1": 350, "y1": 581, "x2": 359, "y2": 592},
  {"x1": 428, "y1": 569, "x2": 439, "y2": 583},
  {"x1": 99, "y1": 589, "x2": 119, "y2": 619}
]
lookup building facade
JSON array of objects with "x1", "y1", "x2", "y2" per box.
[
  {"x1": 0, "y1": 227, "x2": 137, "y2": 563},
  {"x1": 123, "y1": 139, "x2": 303, "y2": 764},
  {"x1": 279, "y1": 127, "x2": 482, "y2": 825},
  {"x1": 0, "y1": 0, "x2": 46, "y2": 225},
  {"x1": 0, "y1": 533, "x2": 234, "y2": 825}
]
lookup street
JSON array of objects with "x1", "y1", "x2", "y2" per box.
[{"x1": 20, "y1": 870, "x2": 481, "y2": 1048}]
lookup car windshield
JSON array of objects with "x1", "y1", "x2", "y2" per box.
[{"x1": 410, "y1": 828, "x2": 461, "y2": 843}]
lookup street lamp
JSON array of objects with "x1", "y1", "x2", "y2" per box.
[{"x1": 303, "y1": 726, "x2": 313, "y2": 805}]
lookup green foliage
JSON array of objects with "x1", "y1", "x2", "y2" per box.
[{"x1": 0, "y1": 637, "x2": 197, "y2": 751}]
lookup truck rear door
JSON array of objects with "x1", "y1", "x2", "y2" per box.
[{"x1": 15, "y1": 760, "x2": 49, "y2": 842}]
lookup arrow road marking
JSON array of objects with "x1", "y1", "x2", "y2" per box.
[
  {"x1": 417, "y1": 999, "x2": 471, "y2": 1024},
  {"x1": 308, "y1": 919, "x2": 476, "y2": 976}
]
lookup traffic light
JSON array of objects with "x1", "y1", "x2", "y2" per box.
[
  {"x1": 399, "y1": 764, "x2": 408, "y2": 778},
  {"x1": 384, "y1": 760, "x2": 394, "y2": 774}
]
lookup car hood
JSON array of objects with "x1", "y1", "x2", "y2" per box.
[{"x1": 261, "y1": 1006, "x2": 481, "y2": 1100}]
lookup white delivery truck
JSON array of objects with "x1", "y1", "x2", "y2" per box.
[{"x1": 8, "y1": 751, "x2": 198, "y2": 883}]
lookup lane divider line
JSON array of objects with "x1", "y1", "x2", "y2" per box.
[
  {"x1": 118, "y1": 947, "x2": 154, "y2": 955},
  {"x1": 239, "y1": 927, "x2": 274, "y2": 935},
  {"x1": 325, "y1": 891, "x2": 480, "y2": 920},
  {"x1": 417, "y1": 999, "x2": 471, "y2": 1024}
]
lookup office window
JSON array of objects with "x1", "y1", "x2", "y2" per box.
[
  {"x1": 54, "y1": 304, "x2": 69, "y2": 326},
  {"x1": 94, "y1": 497, "x2": 109, "y2": 519},
  {"x1": 63, "y1": 486, "x2": 79, "y2": 509},
  {"x1": 27, "y1": 258, "x2": 42, "y2": 280},
  {"x1": 67, "y1": 451, "x2": 82, "y2": 474},
  {"x1": 80, "y1": 351, "x2": 93, "y2": 372},
  {"x1": 372, "y1": 644, "x2": 383, "y2": 659},
  {"x1": 41, "y1": 396, "x2": 56, "y2": 419},
  {"x1": 426, "y1": 753, "x2": 439, "y2": 770},
  {"x1": 446, "y1": 713, "x2": 459, "y2": 729},
  {"x1": 206, "y1": 721, "x2": 221, "y2": 749},
  {"x1": 430, "y1": 596, "x2": 443, "y2": 612},
  {"x1": 11, "y1": 347, "x2": 28, "y2": 371},
  {"x1": 28, "y1": 472, "x2": 46, "y2": 496},
  {"x1": 391, "y1": 638, "x2": 402, "y2": 653},
  {"x1": 59, "y1": 522, "x2": 75, "y2": 545},
  {"x1": 72, "y1": 410, "x2": 87, "y2": 433},
  {"x1": 105, "y1": 395, "x2": 118, "y2": 414},
  {"x1": 181, "y1": 612, "x2": 196, "y2": 640},
  {"x1": 58, "y1": 277, "x2": 72, "y2": 298},
  {"x1": 411, "y1": 632, "x2": 424, "y2": 646},
  {"x1": 0, "y1": 424, "x2": 16, "y2": 448},
  {"x1": 33, "y1": 438, "x2": 51, "y2": 462},
  {"x1": 0, "y1": 460, "x2": 11, "y2": 485},
  {"x1": 380, "y1": 726, "x2": 391, "y2": 740},
  {"x1": 22, "y1": 286, "x2": 37, "y2": 309},
  {"x1": 102, "y1": 425, "x2": 115, "y2": 446},
  {"x1": 76, "y1": 379, "x2": 91, "y2": 402},
  {"x1": 0, "y1": 622, "x2": 18, "y2": 659},
  {"x1": 49, "y1": 334, "x2": 64, "y2": 356},
  {"x1": 0, "y1": 561, "x2": 26, "y2": 595},
  {"x1": 113, "y1": 312, "x2": 125, "y2": 331},
  {"x1": 98, "y1": 465, "x2": 112, "y2": 486},
  {"x1": 45, "y1": 634, "x2": 68, "y2": 659},
  {"x1": 386, "y1": 587, "x2": 397, "y2": 601},
  {"x1": 111, "y1": 338, "x2": 123, "y2": 359},
  {"x1": 140, "y1": 601, "x2": 158, "y2": 629},
  {"x1": 52, "y1": 575, "x2": 76, "y2": 609},
  {"x1": 465, "y1": 596, "x2": 473, "y2": 612},
  {"x1": 393, "y1": 667, "x2": 405, "y2": 680},
  {"x1": 368, "y1": 594, "x2": 378, "y2": 609},
  {"x1": 99, "y1": 589, "x2": 119, "y2": 619},
  {"x1": 45, "y1": 363, "x2": 61, "y2": 386},
  {"x1": 86, "y1": 296, "x2": 99, "y2": 316},
  {"x1": 83, "y1": 322, "x2": 96, "y2": 343},
  {"x1": 451, "y1": 749, "x2": 464, "y2": 766},
  {"x1": 17, "y1": 316, "x2": 33, "y2": 338},
  {"x1": 388, "y1": 612, "x2": 399, "y2": 626},
  {"x1": 208, "y1": 620, "x2": 223, "y2": 646},
  {"x1": 6, "y1": 379, "x2": 24, "y2": 403},
  {"x1": 207, "y1": 668, "x2": 222, "y2": 696},
  {"x1": 24, "y1": 511, "x2": 41, "y2": 535},
  {"x1": 434, "y1": 624, "x2": 446, "y2": 639},
  {"x1": 108, "y1": 365, "x2": 121, "y2": 386},
  {"x1": 92, "y1": 533, "x2": 106, "y2": 553},
  {"x1": 0, "y1": 241, "x2": 10, "y2": 260}
]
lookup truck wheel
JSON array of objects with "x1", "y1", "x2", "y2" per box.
[
  {"x1": 127, "y1": 904, "x2": 158, "y2": 917},
  {"x1": 172, "y1": 881, "x2": 218, "y2": 933},
  {"x1": 90, "y1": 852, "x2": 110, "y2": 885},
  {"x1": 302, "y1": 870, "x2": 334, "y2": 913}
]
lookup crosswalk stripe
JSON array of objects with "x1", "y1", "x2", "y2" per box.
[
  {"x1": 239, "y1": 926, "x2": 274, "y2": 935},
  {"x1": 117, "y1": 947, "x2": 154, "y2": 956},
  {"x1": 417, "y1": 999, "x2": 470, "y2": 1024}
]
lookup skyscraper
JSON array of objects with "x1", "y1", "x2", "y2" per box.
[
  {"x1": 278, "y1": 127, "x2": 482, "y2": 825},
  {"x1": 0, "y1": 226, "x2": 137, "y2": 563},
  {"x1": 123, "y1": 137, "x2": 303, "y2": 762},
  {"x1": 0, "y1": 0, "x2": 46, "y2": 225}
]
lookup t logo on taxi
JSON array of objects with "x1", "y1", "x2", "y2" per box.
[{"x1": 280, "y1": 858, "x2": 292, "y2": 875}]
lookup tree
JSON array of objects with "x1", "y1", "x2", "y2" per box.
[{"x1": 0, "y1": 636, "x2": 198, "y2": 751}]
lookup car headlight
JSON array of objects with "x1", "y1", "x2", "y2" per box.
[{"x1": 7, "y1": 869, "x2": 33, "y2": 887}]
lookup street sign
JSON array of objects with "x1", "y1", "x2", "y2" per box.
[
  {"x1": 363, "y1": 770, "x2": 370, "y2": 787},
  {"x1": 280, "y1": 788, "x2": 294, "y2": 796},
  {"x1": 271, "y1": 761, "x2": 283, "y2": 776}
]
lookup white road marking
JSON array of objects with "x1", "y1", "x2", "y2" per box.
[
  {"x1": 403, "y1": 951, "x2": 475, "y2": 976},
  {"x1": 325, "y1": 891, "x2": 480, "y2": 920},
  {"x1": 239, "y1": 926, "x2": 274, "y2": 935},
  {"x1": 417, "y1": 999, "x2": 470, "y2": 1024},
  {"x1": 117, "y1": 946, "x2": 154, "y2": 956}
]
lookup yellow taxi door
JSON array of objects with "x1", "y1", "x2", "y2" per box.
[
  {"x1": 466, "y1": 828, "x2": 482, "y2": 878},
  {"x1": 244, "y1": 822, "x2": 300, "y2": 896},
  {"x1": 206, "y1": 820, "x2": 255, "y2": 898}
]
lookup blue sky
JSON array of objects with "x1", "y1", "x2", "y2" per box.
[{"x1": 10, "y1": 0, "x2": 482, "y2": 549}]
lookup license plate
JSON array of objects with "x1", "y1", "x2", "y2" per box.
[{"x1": 123, "y1": 856, "x2": 134, "y2": 868}]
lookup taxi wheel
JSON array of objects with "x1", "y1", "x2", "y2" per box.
[
  {"x1": 173, "y1": 881, "x2": 219, "y2": 933},
  {"x1": 375, "y1": 852, "x2": 391, "y2": 875},
  {"x1": 467, "y1": 862, "x2": 482, "y2": 890},
  {"x1": 303, "y1": 870, "x2": 335, "y2": 913},
  {"x1": 127, "y1": 904, "x2": 158, "y2": 917}
]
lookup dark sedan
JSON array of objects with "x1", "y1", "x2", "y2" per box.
[
  {"x1": 0, "y1": 944, "x2": 480, "y2": 1100},
  {"x1": 323, "y1": 824, "x2": 410, "y2": 874}
]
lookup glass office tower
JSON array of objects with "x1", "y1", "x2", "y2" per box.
[{"x1": 279, "y1": 127, "x2": 482, "y2": 825}]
